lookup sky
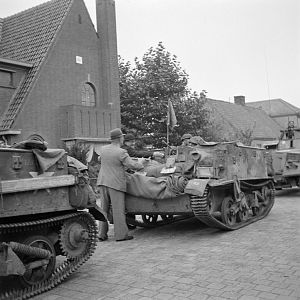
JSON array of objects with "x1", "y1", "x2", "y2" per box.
[{"x1": 1, "y1": 0, "x2": 299, "y2": 107}]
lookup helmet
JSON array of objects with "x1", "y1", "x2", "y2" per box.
[{"x1": 181, "y1": 133, "x2": 192, "y2": 141}]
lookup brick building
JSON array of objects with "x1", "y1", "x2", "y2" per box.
[
  {"x1": 0, "y1": 0, "x2": 120, "y2": 150},
  {"x1": 247, "y1": 98, "x2": 300, "y2": 129}
]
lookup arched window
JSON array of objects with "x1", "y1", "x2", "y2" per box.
[{"x1": 81, "y1": 83, "x2": 96, "y2": 107}]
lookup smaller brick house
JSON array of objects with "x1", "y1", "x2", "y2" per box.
[
  {"x1": 0, "y1": 0, "x2": 120, "y2": 151},
  {"x1": 247, "y1": 98, "x2": 300, "y2": 129},
  {"x1": 205, "y1": 96, "x2": 282, "y2": 147}
]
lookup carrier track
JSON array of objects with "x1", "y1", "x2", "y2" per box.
[
  {"x1": 190, "y1": 180, "x2": 275, "y2": 230},
  {"x1": 0, "y1": 211, "x2": 97, "y2": 300}
]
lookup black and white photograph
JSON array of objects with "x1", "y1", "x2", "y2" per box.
[{"x1": 0, "y1": 0, "x2": 299, "y2": 299}]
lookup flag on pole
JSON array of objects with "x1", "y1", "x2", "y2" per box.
[{"x1": 167, "y1": 99, "x2": 177, "y2": 129}]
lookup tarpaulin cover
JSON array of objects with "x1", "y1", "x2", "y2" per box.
[
  {"x1": 126, "y1": 173, "x2": 188, "y2": 199},
  {"x1": 67, "y1": 155, "x2": 88, "y2": 172},
  {"x1": 144, "y1": 162, "x2": 165, "y2": 178},
  {"x1": 32, "y1": 149, "x2": 66, "y2": 172}
]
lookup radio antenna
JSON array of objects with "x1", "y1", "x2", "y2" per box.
[{"x1": 264, "y1": 49, "x2": 271, "y2": 113}]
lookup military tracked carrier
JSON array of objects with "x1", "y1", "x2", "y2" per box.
[
  {"x1": 264, "y1": 121, "x2": 300, "y2": 189},
  {"x1": 0, "y1": 142, "x2": 105, "y2": 300},
  {"x1": 125, "y1": 142, "x2": 275, "y2": 230}
]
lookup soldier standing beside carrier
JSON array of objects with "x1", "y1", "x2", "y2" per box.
[{"x1": 97, "y1": 128, "x2": 145, "y2": 241}]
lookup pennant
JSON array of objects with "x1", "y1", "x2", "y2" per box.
[{"x1": 167, "y1": 99, "x2": 177, "y2": 129}]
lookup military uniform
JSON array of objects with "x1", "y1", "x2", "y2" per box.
[{"x1": 181, "y1": 133, "x2": 192, "y2": 146}]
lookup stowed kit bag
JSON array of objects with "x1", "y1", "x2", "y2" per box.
[
  {"x1": 126, "y1": 173, "x2": 188, "y2": 199},
  {"x1": 68, "y1": 157, "x2": 96, "y2": 209}
]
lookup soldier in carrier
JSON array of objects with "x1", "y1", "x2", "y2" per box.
[{"x1": 181, "y1": 133, "x2": 192, "y2": 146}]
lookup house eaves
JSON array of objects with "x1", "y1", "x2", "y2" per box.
[{"x1": 0, "y1": 57, "x2": 33, "y2": 68}]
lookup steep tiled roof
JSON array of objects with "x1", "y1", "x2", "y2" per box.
[
  {"x1": 0, "y1": 0, "x2": 73, "y2": 130},
  {"x1": 205, "y1": 98, "x2": 282, "y2": 139},
  {"x1": 0, "y1": 18, "x2": 3, "y2": 42},
  {"x1": 247, "y1": 98, "x2": 300, "y2": 116}
]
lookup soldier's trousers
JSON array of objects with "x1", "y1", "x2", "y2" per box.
[{"x1": 98, "y1": 186, "x2": 129, "y2": 241}]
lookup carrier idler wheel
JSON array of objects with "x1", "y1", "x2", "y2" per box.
[
  {"x1": 60, "y1": 218, "x2": 90, "y2": 258},
  {"x1": 221, "y1": 197, "x2": 237, "y2": 226},
  {"x1": 19, "y1": 235, "x2": 56, "y2": 287},
  {"x1": 142, "y1": 214, "x2": 158, "y2": 225}
]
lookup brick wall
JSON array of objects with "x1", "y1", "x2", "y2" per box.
[{"x1": 12, "y1": 0, "x2": 120, "y2": 147}]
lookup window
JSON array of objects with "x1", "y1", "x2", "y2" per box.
[
  {"x1": 0, "y1": 69, "x2": 14, "y2": 87},
  {"x1": 81, "y1": 83, "x2": 96, "y2": 107}
]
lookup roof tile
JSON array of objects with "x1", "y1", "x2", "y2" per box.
[
  {"x1": 205, "y1": 99, "x2": 282, "y2": 139},
  {"x1": 0, "y1": 18, "x2": 3, "y2": 43},
  {"x1": 247, "y1": 99, "x2": 300, "y2": 116},
  {"x1": 0, "y1": 0, "x2": 73, "y2": 130}
]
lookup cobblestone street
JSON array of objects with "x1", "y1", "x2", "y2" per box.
[{"x1": 34, "y1": 189, "x2": 300, "y2": 300}]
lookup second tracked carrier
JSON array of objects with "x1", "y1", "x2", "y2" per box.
[{"x1": 125, "y1": 142, "x2": 275, "y2": 230}]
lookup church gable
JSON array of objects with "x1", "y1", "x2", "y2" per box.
[
  {"x1": 11, "y1": 0, "x2": 106, "y2": 145},
  {"x1": 0, "y1": 0, "x2": 120, "y2": 147},
  {"x1": 0, "y1": 0, "x2": 73, "y2": 131}
]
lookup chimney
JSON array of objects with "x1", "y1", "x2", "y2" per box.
[
  {"x1": 234, "y1": 96, "x2": 245, "y2": 106},
  {"x1": 96, "y1": 0, "x2": 121, "y2": 126}
]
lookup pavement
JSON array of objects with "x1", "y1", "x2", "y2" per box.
[{"x1": 33, "y1": 189, "x2": 300, "y2": 300}]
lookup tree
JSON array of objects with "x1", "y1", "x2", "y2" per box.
[
  {"x1": 119, "y1": 42, "x2": 210, "y2": 147},
  {"x1": 232, "y1": 128, "x2": 254, "y2": 146},
  {"x1": 208, "y1": 124, "x2": 254, "y2": 146}
]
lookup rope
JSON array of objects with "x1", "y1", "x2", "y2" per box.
[{"x1": 166, "y1": 175, "x2": 189, "y2": 195}]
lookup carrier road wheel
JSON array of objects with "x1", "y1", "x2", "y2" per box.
[
  {"x1": 221, "y1": 197, "x2": 237, "y2": 226},
  {"x1": 142, "y1": 214, "x2": 158, "y2": 225},
  {"x1": 237, "y1": 207, "x2": 249, "y2": 223},
  {"x1": 19, "y1": 235, "x2": 56, "y2": 288},
  {"x1": 59, "y1": 217, "x2": 91, "y2": 258}
]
